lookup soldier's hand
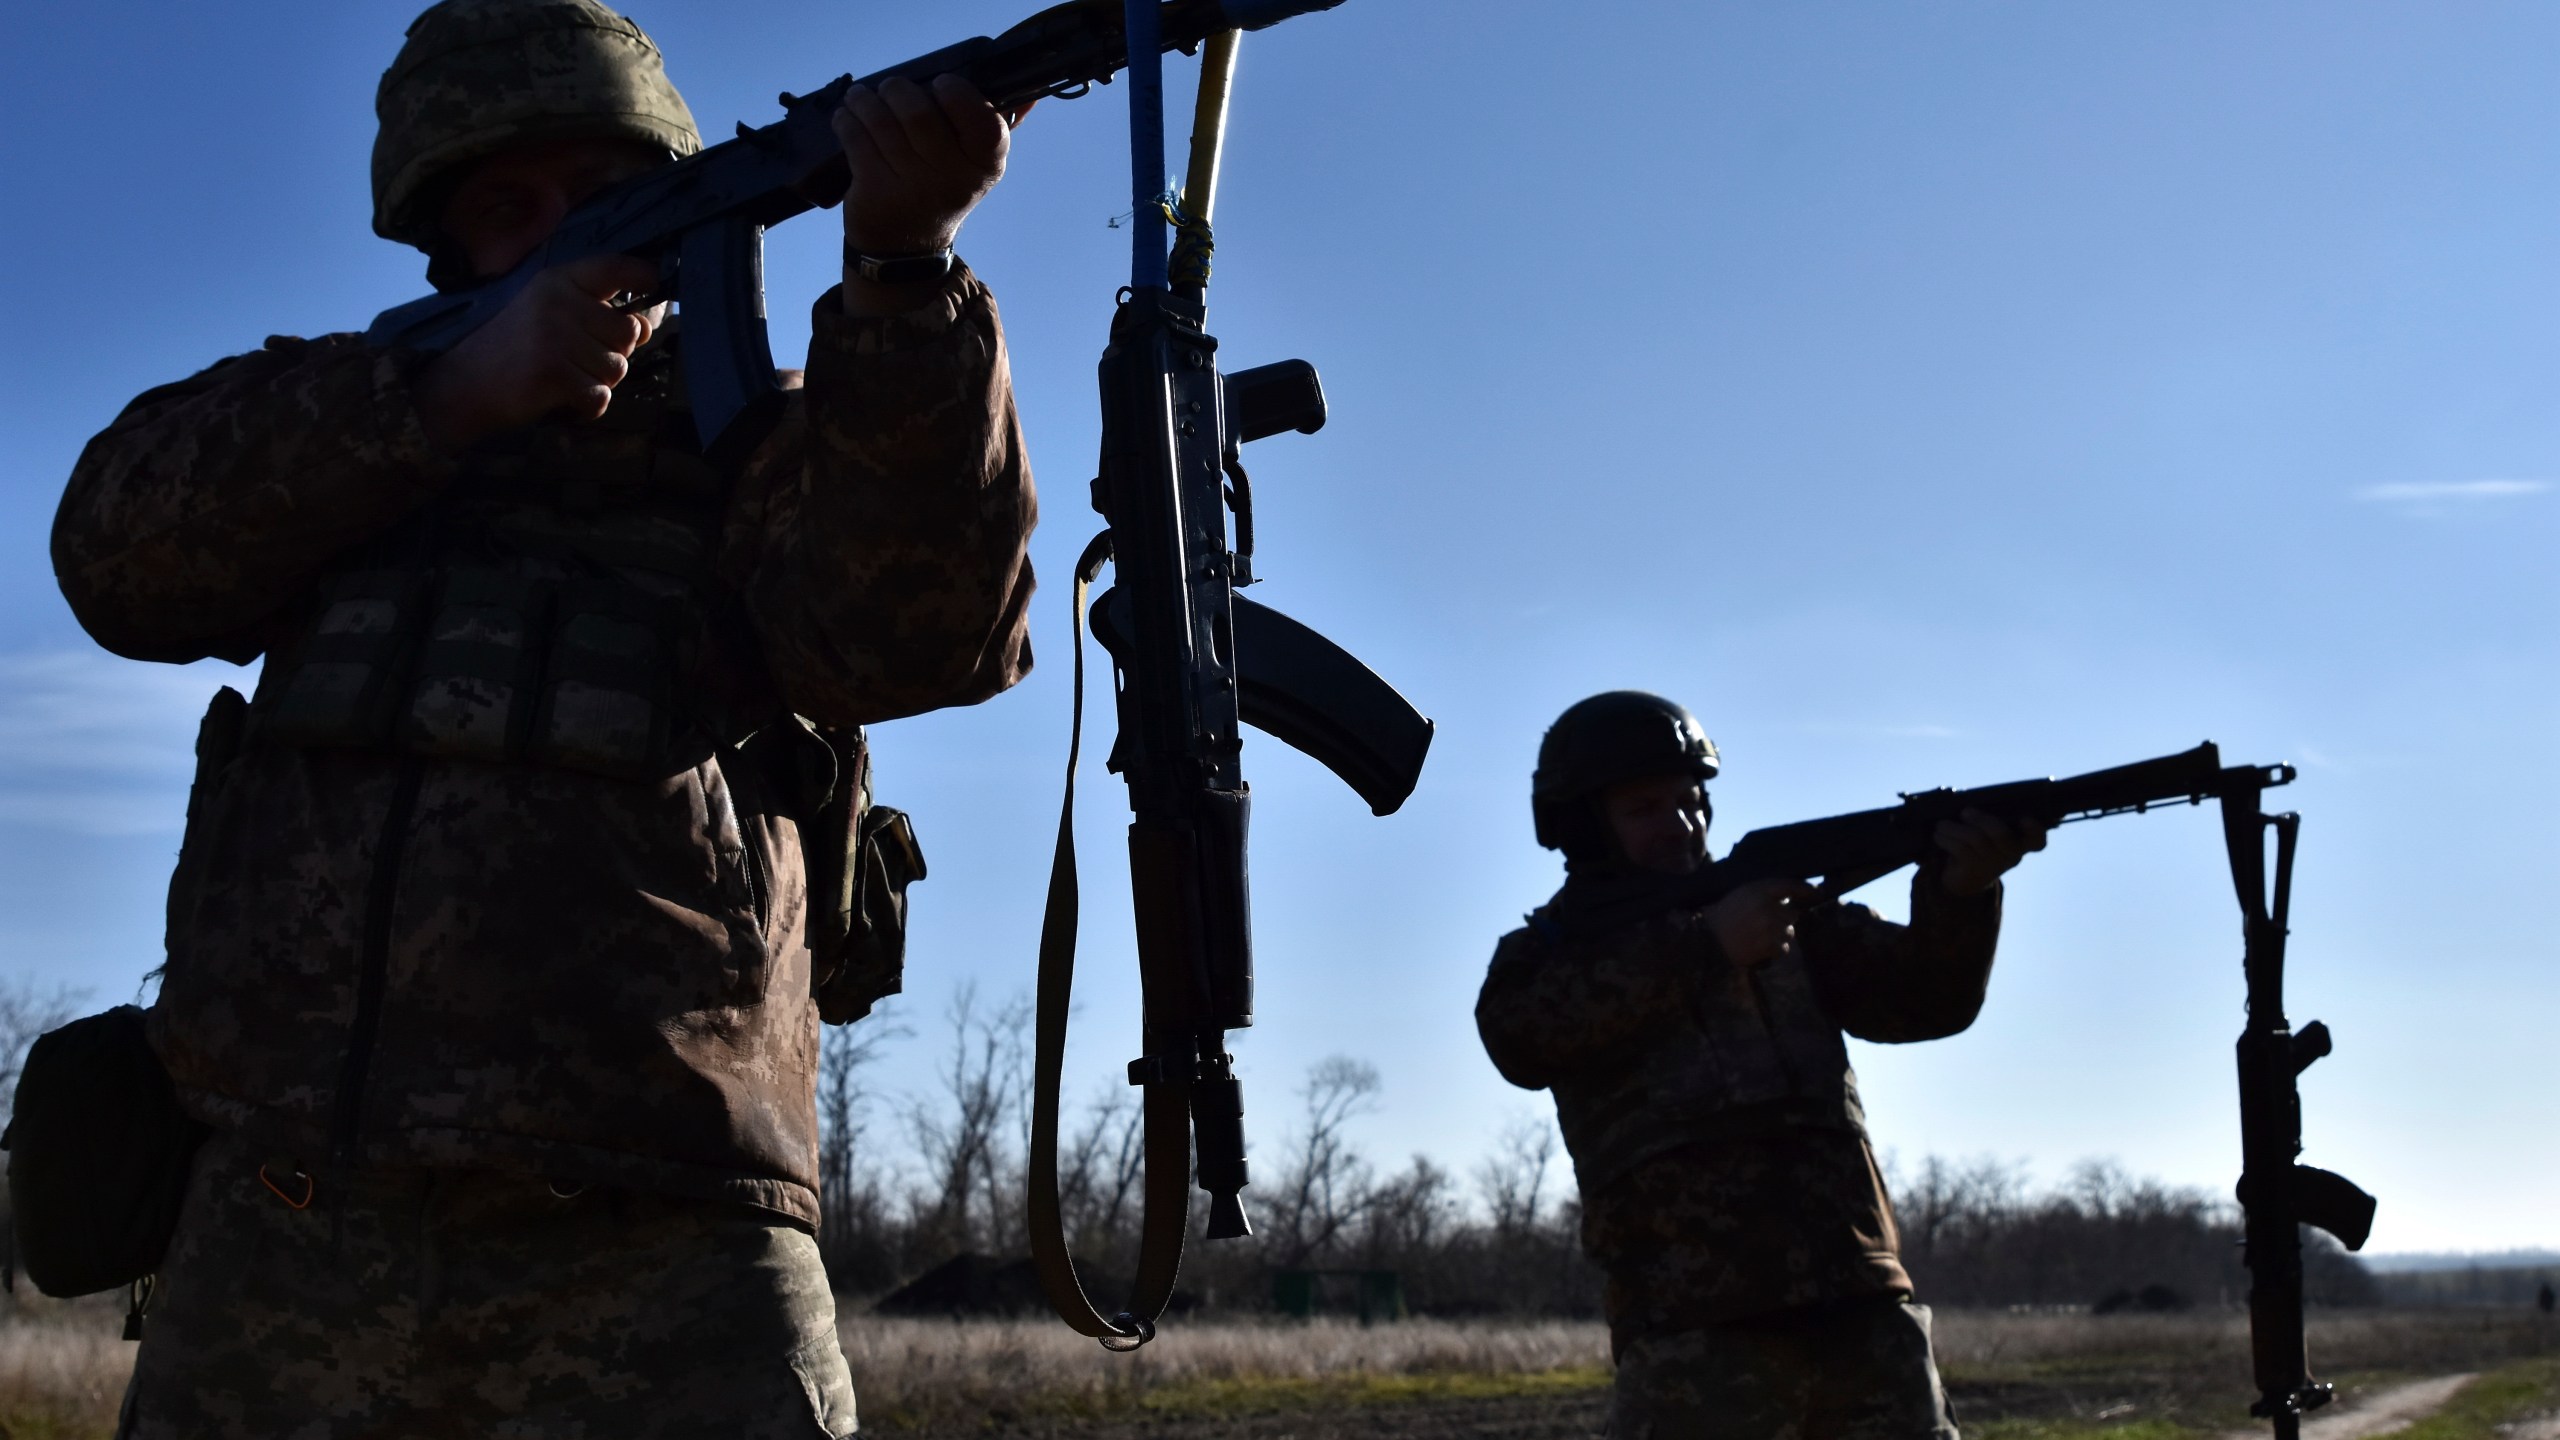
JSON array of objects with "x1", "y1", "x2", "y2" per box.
[
  {"x1": 1936, "y1": 809, "x2": 2048, "y2": 896},
  {"x1": 834, "y1": 74, "x2": 1025, "y2": 312},
  {"x1": 1704, "y1": 879, "x2": 1821, "y2": 968},
  {"x1": 415, "y1": 253, "x2": 663, "y2": 452}
]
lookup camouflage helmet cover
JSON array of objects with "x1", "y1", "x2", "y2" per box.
[
  {"x1": 372, "y1": 0, "x2": 703, "y2": 250},
  {"x1": 1531, "y1": 690, "x2": 1719, "y2": 852}
]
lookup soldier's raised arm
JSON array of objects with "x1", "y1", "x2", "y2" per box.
[
  {"x1": 54, "y1": 337, "x2": 460, "y2": 663},
  {"x1": 721, "y1": 72, "x2": 1035, "y2": 725}
]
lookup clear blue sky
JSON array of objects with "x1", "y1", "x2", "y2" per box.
[{"x1": 2, "y1": 1, "x2": 2551, "y2": 1255}]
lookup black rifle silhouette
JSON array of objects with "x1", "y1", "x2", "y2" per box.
[
  {"x1": 1021, "y1": 2, "x2": 1430, "y2": 1349},
  {"x1": 364, "y1": 0, "x2": 1348, "y2": 465},
  {"x1": 1695, "y1": 742, "x2": 2372, "y2": 1436}
]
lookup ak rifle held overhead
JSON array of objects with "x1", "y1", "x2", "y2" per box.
[
  {"x1": 1706, "y1": 740, "x2": 2373, "y2": 1440},
  {"x1": 363, "y1": 0, "x2": 1348, "y2": 465},
  {"x1": 1709, "y1": 741, "x2": 2290, "y2": 898}
]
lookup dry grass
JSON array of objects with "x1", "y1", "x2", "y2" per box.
[
  {"x1": 1929, "y1": 1308, "x2": 2558, "y2": 1440},
  {"x1": 838, "y1": 1314, "x2": 1611, "y2": 1426},
  {"x1": 1934, "y1": 1307, "x2": 2554, "y2": 1375},
  {"x1": 0, "y1": 1295, "x2": 132, "y2": 1440},
  {"x1": 1, "y1": 1299, "x2": 2547, "y2": 1438},
  {"x1": 1936, "y1": 1308, "x2": 2256, "y2": 1368}
]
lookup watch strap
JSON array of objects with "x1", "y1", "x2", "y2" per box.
[{"x1": 844, "y1": 245, "x2": 956, "y2": 287}]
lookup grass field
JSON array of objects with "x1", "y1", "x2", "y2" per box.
[{"x1": 1, "y1": 1294, "x2": 2551, "y2": 1439}]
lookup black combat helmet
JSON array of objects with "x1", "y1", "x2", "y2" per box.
[{"x1": 1531, "y1": 691, "x2": 1719, "y2": 861}]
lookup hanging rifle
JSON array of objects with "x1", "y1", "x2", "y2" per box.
[
  {"x1": 2223, "y1": 776, "x2": 2375, "y2": 1440},
  {"x1": 1026, "y1": 1, "x2": 1431, "y2": 1349},
  {"x1": 362, "y1": 0, "x2": 1349, "y2": 465}
]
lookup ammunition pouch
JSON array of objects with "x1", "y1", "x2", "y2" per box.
[
  {"x1": 260, "y1": 561, "x2": 694, "y2": 782},
  {"x1": 261, "y1": 568, "x2": 431, "y2": 751},
  {"x1": 3, "y1": 1006, "x2": 209, "y2": 1298},
  {"x1": 165, "y1": 685, "x2": 251, "y2": 978},
  {"x1": 400, "y1": 566, "x2": 551, "y2": 763},
  {"x1": 801, "y1": 726, "x2": 927, "y2": 1024}
]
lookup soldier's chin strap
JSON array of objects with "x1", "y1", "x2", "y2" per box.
[{"x1": 1025, "y1": 532, "x2": 1192, "y2": 1350}]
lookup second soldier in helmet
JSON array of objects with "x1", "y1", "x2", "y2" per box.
[{"x1": 1480, "y1": 692, "x2": 2046, "y2": 1440}]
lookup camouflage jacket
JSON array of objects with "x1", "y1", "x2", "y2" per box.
[
  {"x1": 1477, "y1": 867, "x2": 2000, "y2": 1329},
  {"x1": 53, "y1": 272, "x2": 1035, "y2": 1228}
]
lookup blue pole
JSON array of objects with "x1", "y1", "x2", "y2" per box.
[{"x1": 1124, "y1": 0, "x2": 1169, "y2": 292}]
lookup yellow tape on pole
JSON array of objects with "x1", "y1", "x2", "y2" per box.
[{"x1": 1181, "y1": 30, "x2": 1240, "y2": 226}]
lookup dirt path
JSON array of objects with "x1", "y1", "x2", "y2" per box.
[
  {"x1": 2217, "y1": 1373, "x2": 2477, "y2": 1440},
  {"x1": 2501, "y1": 1409, "x2": 2560, "y2": 1440}
]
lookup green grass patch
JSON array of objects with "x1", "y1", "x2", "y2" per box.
[
  {"x1": 1968, "y1": 1419, "x2": 2194, "y2": 1440},
  {"x1": 0, "y1": 1411, "x2": 117, "y2": 1440},
  {"x1": 1120, "y1": 1365, "x2": 1614, "y2": 1418},
  {"x1": 861, "y1": 1364, "x2": 1615, "y2": 1431}
]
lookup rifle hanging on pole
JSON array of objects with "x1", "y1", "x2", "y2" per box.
[
  {"x1": 2223, "y1": 777, "x2": 2375, "y2": 1440},
  {"x1": 1025, "y1": 0, "x2": 1432, "y2": 1349}
]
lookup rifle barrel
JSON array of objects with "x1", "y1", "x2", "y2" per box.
[{"x1": 1717, "y1": 742, "x2": 2295, "y2": 893}]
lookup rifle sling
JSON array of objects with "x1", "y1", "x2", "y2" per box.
[{"x1": 1026, "y1": 532, "x2": 1190, "y2": 1349}]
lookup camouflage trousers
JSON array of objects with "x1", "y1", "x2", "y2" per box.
[
  {"x1": 1609, "y1": 1297, "x2": 1959, "y2": 1440},
  {"x1": 117, "y1": 1131, "x2": 859, "y2": 1439}
]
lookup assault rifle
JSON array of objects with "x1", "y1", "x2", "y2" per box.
[
  {"x1": 1024, "y1": 4, "x2": 1431, "y2": 1349},
  {"x1": 1710, "y1": 741, "x2": 2289, "y2": 897},
  {"x1": 2223, "y1": 777, "x2": 2375, "y2": 1440},
  {"x1": 1707, "y1": 741, "x2": 2372, "y2": 1438},
  {"x1": 363, "y1": 0, "x2": 1346, "y2": 464}
]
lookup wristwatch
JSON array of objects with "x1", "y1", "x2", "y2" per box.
[{"x1": 843, "y1": 244, "x2": 956, "y2": 287}]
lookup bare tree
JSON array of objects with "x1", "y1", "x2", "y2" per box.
[
  {"x1": 1476, "y1": 1114, "x2": 1560, "y2": 1236},
  {"x1": 1363, "y1": 1155, "x2": 1457, "y2": 1264},
  {"x1": 0, "y1": 980, "x2": 84, "y2": 1130},
  {"x1": 816, "y1": 1013, "x2": 905, "y2": 1285},
  {"x1": 1057, "y1": 1083, "x2": 1146, "y2": 1265},
  {"x1": 904, "y1": 983, "x2": 1030, "y2": 1257},
  {"x1": 1263, "y1": 1055, "x2": 1380, "y2": 1268}
]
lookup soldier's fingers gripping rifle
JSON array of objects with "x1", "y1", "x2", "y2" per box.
[
  {"x1": 363, "y1": 0, "x2": 1350, "y2": 466},
  {"x1": 1705, "y1": 741, "x2": 2373, "y2": 1437},
  {"x1": 1024, "y1": 3, "x2": 1431, "y2": 1349}
]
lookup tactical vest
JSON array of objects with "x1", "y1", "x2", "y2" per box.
[
  {"x1": 228, "y1": 333, "x2": 918, "y2": 1029},
  {"x1": 1543, "y1": 912, "x2": 1868, "y2": 1200},
  {"x1": 254, "y1": 335, "x2": 753, "y2": 779}
]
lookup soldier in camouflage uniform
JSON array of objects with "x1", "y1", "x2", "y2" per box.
[
  {"x1": 52, "y1": 3, "x2": 1038, "y2": 1435},
  {"x1": 1476, "y1": 693, "x2": 2049, "y2": 1440}
]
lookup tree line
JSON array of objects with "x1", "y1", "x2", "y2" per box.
[
  {"x1": 0, "y1": 976, "x2": 2379, "y2": 1318},
  {"x1": 814, "y1": 987, "x2": 2377, "y2": 1317}
]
